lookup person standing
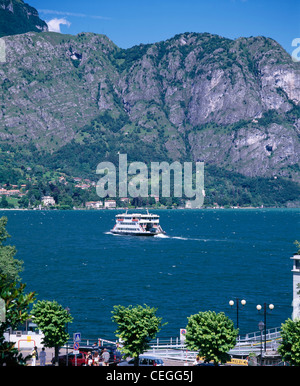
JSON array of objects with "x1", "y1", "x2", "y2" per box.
[
  {"x1": 31, "y1": 346, "x2": 38, "y2": 366},
  {"x1": 101, "y1": 348, "x2": 110, "y2": 366},
  {"x1": 86, "y1": 351, "x2": 93, "y2": 366},
  {"x1": 39, "y1": 347, "x2": 46, "y2": 366},
  {"x1": 93, "y1": 351, "x2": 100, "y2": 366}
]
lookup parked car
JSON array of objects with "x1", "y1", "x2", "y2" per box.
[
  {"x1": 117, "y1": 355, "x2": 164, "y2": 366},
  {"x1": 51, "y1": 351, "x2": 86, "y2": 366},
  {"x1": 79, "y1": 344, "x2": 122, "y2": 365}
]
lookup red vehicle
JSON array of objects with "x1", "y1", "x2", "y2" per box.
[
  {"x1": 79, "y1": 345, "x2": 122, "y2": 365},
  {"x1": 52, "y1": 351, "x2": 87, "y2": 366}
]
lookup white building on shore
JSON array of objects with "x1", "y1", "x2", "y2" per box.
[
  {"x1": 42, "y1": 196, "x2": 55, "y2": 206},
  {"x1": 85, "y1": 201, "x2": 103, "y2": 209},
  {"x1": 104, "y1": 199, "x2": 116, "y2": 209}
]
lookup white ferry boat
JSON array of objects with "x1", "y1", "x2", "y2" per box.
[{"x1": 111, "y1": 210, "x2": 165, "y2": 236}]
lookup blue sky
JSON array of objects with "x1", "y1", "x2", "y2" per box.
[{"x1": 29, "y1": 0, "x2": 300, "y2": 54}]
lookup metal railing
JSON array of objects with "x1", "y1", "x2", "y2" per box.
[
  {"x1": 64, "y1": 326, "x2": 282, "y2": 361},
  {"x1": 228, "y1": 327, "x2": 282, "y2": 356},
  {"x1": 146, "y1": 327, "x2": 282, "y2": 360},
  {"x1": 238, "y1": 326, "x2": 281, "y2": 343},
  {"x1": 148, "y1": 326, "x2": 281, "y2": 348}
]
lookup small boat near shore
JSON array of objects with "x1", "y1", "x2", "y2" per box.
[{"x1": 110, "y1": 210, "x2": 166, "y2": 236}]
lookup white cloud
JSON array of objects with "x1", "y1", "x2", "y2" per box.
[{"x1": 47, "y1": 18, "x2": 71, "y2": 33}]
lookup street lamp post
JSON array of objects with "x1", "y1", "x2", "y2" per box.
[
  {"x1": 258, "y1": 321, "x2": 264, "y2": 366},
  {"x1": 256, "y1": 303, "x2": 274, "y2": 352},
  {"x1": 229, "y1": 298, "x2": 246, "y2": 334}
]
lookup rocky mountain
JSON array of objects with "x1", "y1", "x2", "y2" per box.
[
  {"x1": 0, "y1": 0, "x2": 48, "y2": 38},
  {"x1": 0, "y1": 29, "x2": 300, "y2": 206}
]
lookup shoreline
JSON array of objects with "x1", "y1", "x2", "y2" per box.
[{"x1": 0, "y1": 206, "x2": 299, "y2": 211}]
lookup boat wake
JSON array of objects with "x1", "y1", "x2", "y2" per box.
[
  {"x1": 105, "y1": 232, "x2": 223, "y2": 242},
  {"x1": 154, "y1": 234, "x2": 196, "y2": 241},
  {"x1": 155, "y1": 234, "x2": 224, "y2": 242}
]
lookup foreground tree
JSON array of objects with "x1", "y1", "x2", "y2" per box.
[
  {"x1": 31, "y1": 300, "x2": 73, "y2": 365},
  {"x1": 278, "y1": 318, "x2": 300, "y2": 366},
  {"x1": 0, "y1": 216, "x2": 23, "y2": 282},
  {"x1": 185, "y1": 310, "x2": 238, "y2": 366},
  {"x1": 111, "y1": 304, "x2": 165, "y2": 366},
  {"x1": 0, "y1": 274, "x2": 35, "y2": 366},
  {"x1": 0, "y1": 218, "x2": 35, "y2": 366}
]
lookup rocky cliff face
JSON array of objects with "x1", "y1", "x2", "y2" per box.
[{"x1": 0, "y1": 31, "x2": 299, "y2": 182}]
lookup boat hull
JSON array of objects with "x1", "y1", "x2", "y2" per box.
[{"x1": 111, "y1": 230, "x2": 162, "y2": 236}]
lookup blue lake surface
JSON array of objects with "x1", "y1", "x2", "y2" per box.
[{"x1": 1, "y1": 208, "x2": 299, "y2": 340}]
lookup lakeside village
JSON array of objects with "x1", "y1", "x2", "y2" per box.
[{"x1": 0, "y1": 175, "x2": 265, "y2": 211}]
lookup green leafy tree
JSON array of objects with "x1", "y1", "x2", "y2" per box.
[
  {"x1": 0, "y1": 196, "x2": 9, "y2": 208},
  {"x1": 0, "y1": 217, "x2": 23, "y2": 281},
  {"x1": 31, "y1": 300, "x2": 73, "y2": 365},
  {"x1": 185, "y1": 310, "x2": 238, "y2": 365},
  {"x1": 0, "y1": 274, "x2": 36, "y2": 366},
  {"x1": 111, "y1": 304, "x2": 166, "y2": 366},
  {"x1": 278, "y1": 318, "x2": 300, "y2": 366}
]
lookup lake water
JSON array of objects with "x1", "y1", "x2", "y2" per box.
[{"x1": 1, "y1": 208, "x2": 299, "y2": 340}]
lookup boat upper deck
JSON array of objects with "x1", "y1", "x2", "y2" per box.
[{"x1": 116, "y1": 213, "x2": 159, "y2": 219}]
